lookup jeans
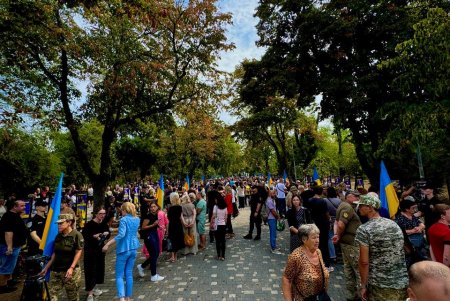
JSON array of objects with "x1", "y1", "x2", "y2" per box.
[
  {"x1": 268, "y1": 219, "x2": 277, "y2": 250},
  {"x1": 328, "y1": 229, "x2": 336, "y2": 259},
  {"x1": 115, "y1": 249, "x2": 137, "y2": 298},
  {"x1": 141, "y1": 231, "x2": 159, "y2": 276}
]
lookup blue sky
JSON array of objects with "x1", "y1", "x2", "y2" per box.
[{"x1": 216, "y1": 0, "x2": 265, "y2": 124}]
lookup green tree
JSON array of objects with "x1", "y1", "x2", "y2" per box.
[
  {"x1": 378, "y1": 7, "x2": 450, "y2": 184},
  {"x1": 0, "y1": 0, "x2": 233, "y2": 202},
  {"x1": 231, "y1": 59, "x2": 320, "y2": 177},
  {"x1": 254, "y1": 0, "x2": 450, "y2": 185},
  {"x1": 0, "y1": 127, "x2": 61, "y2": 197}
]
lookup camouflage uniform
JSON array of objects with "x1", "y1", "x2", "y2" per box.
[
  {"x1": 336, "y1": 201, "x2": 361, "y2": 300},
  {"x1": 48, "y1": 215, "x2": 84, "y2": 301},
  {"x1": 49, "y1": 267, "x2": 81, "y2": 301},
  {"x1": 355, "y1": 217, "x2": 408, "y2": 301}
]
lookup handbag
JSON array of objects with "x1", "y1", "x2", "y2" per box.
[
  {"x1": 163, "y1": 237, "x2": 172, "y2": 252},
  {"x1": 295, "y1": 254, "x2": 331, "y2": 301},
  {"x1": 184, "y1": 228, "x2": 195, "y2": 247},
  {"x1": 276, "y1": 219, "x2": 286, "y2": 231}
]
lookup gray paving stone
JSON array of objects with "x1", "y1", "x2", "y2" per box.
[{"x1": 45, "y1": 207, "x2": 347, "y2": 300}]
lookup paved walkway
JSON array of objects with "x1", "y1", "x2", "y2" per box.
[{"x1": 10, "y1": 207, "x2": 348, "y2": 300}]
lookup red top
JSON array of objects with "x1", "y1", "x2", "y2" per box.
[
  {"x1": 225, "y1": 194, "x2": 233, "y2": 214},
  {"x1": 428, "y1": 222, "x2": 450, "y2": 263}
]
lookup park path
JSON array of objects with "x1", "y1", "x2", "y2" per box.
[
  {"x1": 93, "y1": 207, "x2": 347, "y2": 301},
  {"x1": 10, "y1": 207, "x2": 347, "y2": 300}
]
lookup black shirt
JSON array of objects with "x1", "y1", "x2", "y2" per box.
[
  {"x1": 303, "y1": 197, "x2": 330, "y2": 229},
  {"x1": 0, "y1": 211, "x2": 28, "y2": 247},
  {"x1": 28, "y1": 214, "x2": 46, "y2": 255},
  {"x1": 418, "y1": 196, "x2": 442, "y2": 230},
  {"x1": 82, "y1": 219, "x2": 110, "y2": 252}
]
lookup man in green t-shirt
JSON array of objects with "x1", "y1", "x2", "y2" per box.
[{"x1": 333, "y1": 190, "x2": 362, "y2": 301}]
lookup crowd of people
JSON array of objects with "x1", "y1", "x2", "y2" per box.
[{"x1": 0, "y1": 176, "x2": 449, "y2": 301}]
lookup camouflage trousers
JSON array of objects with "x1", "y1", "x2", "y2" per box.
[
  {"x1": 48, "y1": 267, "x2": 81, "y2": 301},
  {"x1": 368, "y1": 285, "x2": 407, "y2": 301},
  {"x1": 341, "y1": 242, "x2": 361, "y2": 300}
]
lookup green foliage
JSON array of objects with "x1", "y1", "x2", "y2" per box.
[
  {"x1": 0, "y1": 0, "x2": 233, "y2": 198},
  {"x1": 253, "y1": 0, "x2": 450, "y2": 184},
  {"x1": 0, "y1": 127, "x2": 61, "y2": 197}
]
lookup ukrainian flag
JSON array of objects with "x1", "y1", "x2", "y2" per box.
[
  {"x1": 156, "y1": 174, "x2": 164, "y2": 209},
  {"x1": 39, "y1": 173, "x2": 63, "y2": 254},
  {"x1": 268, "y1": 172, "x2": 273, "y2": 188},
  {"x1": 184, "y1": 175, "x2": 190, "y2": 191},
  {"x1": 312, "y1": 167, "x2": 322, "y2": 186},
  {"x1": 380, "y1": 161, "x2": 400, "y2": 219}
]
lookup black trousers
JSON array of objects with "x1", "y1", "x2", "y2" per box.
[
  {"x1": 248, "y1": 213, "x2": 262, "y2": 237},
  {"x1": 84, "y1": 248, "x2": 105, "y2": 291},
  {"x1": 215, "y1": 225, "x2": 226, "y2": 258}
]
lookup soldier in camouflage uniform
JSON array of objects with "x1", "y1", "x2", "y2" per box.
[
  {"x1": 355, "y1": 194, "x2": 408, "y2": 301},
  {"x1": 332, "y1": 190, "x2": 362, "y2": 301},
  {"x1": 40, "y1": 214, "x2": 84, "y2": 301}
]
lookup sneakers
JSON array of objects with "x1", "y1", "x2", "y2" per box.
[
  {"x1": 253, "y1": 236, "x2": 261, "y2": 241},
  {"x1": 93, "y1": 288, "x2": 103, "y2": 296},
  {"x1": 271, "y1": 249, "x2": 282, "y2": 255},
  {"x1": 150, "y1": 274, "x2": 165, "y2": 282},
  {"x1": 327, "y1": 266, "x2": 335, "y2": 272},
  {"x1": 243, "y1": 234, "x2": 252, "y2": 239},
  {"x1": 87, "y1": 295, "x2": 94, "y2": 301},
  {"x1": 137, "y1": 264, "x2": 146, "y2": 277}
]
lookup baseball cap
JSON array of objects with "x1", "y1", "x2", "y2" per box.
[
  {"x1": 354, "y1": 194, "x2": 381, "y2": 209},
  {"x1": 56, "y1": 214, "x2": 74, "y2": 223},
  {"x1": 346, "y1": 189, "x2": 361, "y2": 197}
]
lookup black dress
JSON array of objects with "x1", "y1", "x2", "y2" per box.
[
  {"x1": 82, "y1": 219, "x2": 110, "y2": 291},
  {"x1": 167, "y1": 205, "x2": 185, "y2": 252}
]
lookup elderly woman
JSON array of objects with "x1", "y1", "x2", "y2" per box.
[
  {"x1": 181, "y1": 194, "x2": 198, "y2": 255},
  {"x1": 395, "y1": 197, "x2": 427, "y2": 263},
  {"x1": 286, "y1": 195, "x2": 312, "y2": 253},
  {"x1": 40, "y1": 214, "x2": 83, "y2": 301},
  {"x1": 102, "y1": 202, "x2": 140, "y2": 301},
  {"x1": 282, "y1": 224, "x2": 330, "y2": 301},
  {"x1": 167, "y1": 193, "x2": 184, "y2": 262}
]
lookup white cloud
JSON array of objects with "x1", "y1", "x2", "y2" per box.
[
  {"x1": 216, "y1": 0, "x2": 265, "y2": 124},
  {"x1": 217, "y1": 0, "x2": 265, "y2": 73}
]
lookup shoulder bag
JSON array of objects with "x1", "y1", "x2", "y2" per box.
[{"x1": 295, "y1": 255, "x2": 331, "y2": 301}]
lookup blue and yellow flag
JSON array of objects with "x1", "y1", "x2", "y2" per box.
[
  {"x1": 156, "y1": 174, "x2": 164, "y2": 209},
  {"x1": 312, "y1": 167, "x2": 322, "y2": 186},
  {"x1": 40, "y1": 173, "x2": 63, "y2": 254},
  {"x1": 184, "y1": 175, "x2": 190, "y2": 191},
  {"x1": 268, "y1": 172, "x2": 273, "y2": 188},
  {"x1": 380, "y1": 160, "x2": 400, "y2": 219},
  {"x1": 283, "y1": 170, "x2": 287, "y2": 182}
]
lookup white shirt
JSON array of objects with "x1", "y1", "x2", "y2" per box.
[{"x1": 275, "y1": 183, "x2": 286, "y2": 198}]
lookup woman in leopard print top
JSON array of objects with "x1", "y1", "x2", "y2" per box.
[{"x1": 282, "y1": 224, "x2": 330, "y2": 301}]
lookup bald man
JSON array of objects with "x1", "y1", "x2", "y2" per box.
[{"x1": 407, "y1": 261, "x2": 450, "y2": 301}]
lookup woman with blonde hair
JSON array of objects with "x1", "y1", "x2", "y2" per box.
[
  {"x1": 181, "y1": 193, "x2": 198, "y2": 255},
  {"x1": 167, "y1": 193, "x2": 184, "y2": 262},
  {"x1": 102, "y1": 202, "x2": 140, "y2": 301}
]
